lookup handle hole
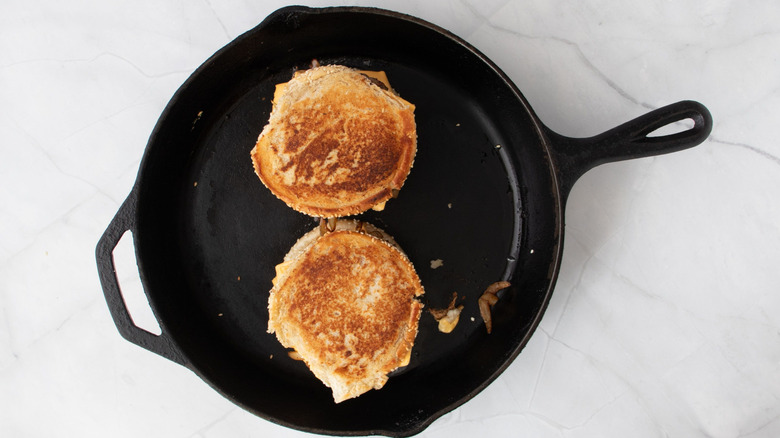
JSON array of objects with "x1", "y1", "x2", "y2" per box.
[
  {"x1": 646, "y1": 118, "x2": 695, "y2": 138},
  {"x1": 114, "y1": 231, "x2": 162, "y2": 335}
]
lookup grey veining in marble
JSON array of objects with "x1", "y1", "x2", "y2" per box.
[{"x1": 2, "y1": 1, "x2": 779, "y2": 437}]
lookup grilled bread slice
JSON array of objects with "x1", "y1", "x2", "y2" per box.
[
  {"x1": 268, "y1": 220, "x2": 424, "y2": 403},
  {"x1": 251, "y1": 65, "x2": 417, "y2": 217}
]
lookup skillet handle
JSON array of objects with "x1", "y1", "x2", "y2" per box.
[
  {"x1": 546, "y1": 100, "x2": 713, "y2": 203},
  {"x1": 96, "y1": 189, "x2": 186, "y2": 365}
]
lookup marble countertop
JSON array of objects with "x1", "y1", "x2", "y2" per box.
[{"x1": 2, "y1": 0, "x2": 779, "y2": 437}]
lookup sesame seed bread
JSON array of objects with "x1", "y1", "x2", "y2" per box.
[
  {"x1": 267, "y1": 221, "x2": 424, "y2": 402},
  {"x1": 251, "y1": 65, "x2": 417, "y2": 217}
]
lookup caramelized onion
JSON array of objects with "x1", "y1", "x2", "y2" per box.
[{"x1": 478, "y1": 281, "x2": 511, "y2": 334}]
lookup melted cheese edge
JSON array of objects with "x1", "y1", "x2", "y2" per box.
[{"x1": 272, "y1": 259, "x2": 294, "y2": 287}]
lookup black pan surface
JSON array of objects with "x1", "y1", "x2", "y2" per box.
[{"x1": 97, "y1": 6, "x2": 711, "y2": 437}]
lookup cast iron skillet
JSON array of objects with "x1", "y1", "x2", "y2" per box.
[{"x1": 96, "y1": 6, "x2": 712, "y2": 437}]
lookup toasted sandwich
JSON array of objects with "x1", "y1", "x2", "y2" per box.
[
  {"x1": 251, "y1": 65, "x2": 417, "y2": 217},
  {"x1": 267, "y1": 220, "x2": 424, "y2": 402}
]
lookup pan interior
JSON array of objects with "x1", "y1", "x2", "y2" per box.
[
  {"x1": 181, "y1": 58, "x2": 518, "y2": 371},
  {"x1": 134, "y1": 8, "x2": 560, "y2": 435}
]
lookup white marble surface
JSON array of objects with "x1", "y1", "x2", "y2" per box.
[{"x1": 2, "y1": 0, "x2": 779, "y2": 437}]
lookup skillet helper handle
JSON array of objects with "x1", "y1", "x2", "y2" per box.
[
  {"x1": 546, "y1": 100, "x2": 713, "y2": 201},
  {"x1": 96, "y1": 189, "x2": 186, "y2": 365}
]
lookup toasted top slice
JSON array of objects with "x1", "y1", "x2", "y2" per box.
[
  {"x1": 268, "y1": 222, "x2": 424, "y2": 403},
  {"x1": 251, "y1": 65, "x2": 417, "y2": 217}
]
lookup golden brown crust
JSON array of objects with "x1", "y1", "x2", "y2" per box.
[
  {"x1": 267, "y1": 227, "x2": 424, "y2": 402},
  {"x1": 251, "y1": 65, "x2": 417, "y2": 217}
]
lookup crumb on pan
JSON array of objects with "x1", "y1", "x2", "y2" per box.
[
  {"x1": 430, "y1": 259, "x2": 444, "y2": 269},
  {"x1": 191, "y1": 110, "x2": 204, "y2": 131}
]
